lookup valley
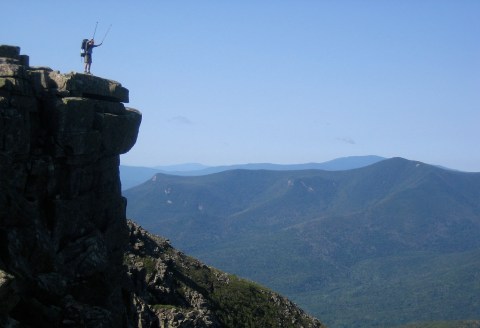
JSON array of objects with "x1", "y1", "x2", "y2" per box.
[{"x1": 124, "y1": 158, "x2": 480, "y2": 327}]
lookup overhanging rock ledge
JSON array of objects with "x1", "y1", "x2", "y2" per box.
[{"x1": 0, "y1": 44, "x2": 141, "y2": 327}]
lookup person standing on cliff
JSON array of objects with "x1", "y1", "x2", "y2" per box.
[{"x1": 84, "y1": 39, "x2": 102, "y2": 74}]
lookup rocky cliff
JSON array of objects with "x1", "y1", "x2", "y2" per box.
[
  {"x1": 0, "y1": 45, "x2": 325, "y2": 328},
  {"x1": 0, "y1": 44, "x2": 141, "y2": 327}
]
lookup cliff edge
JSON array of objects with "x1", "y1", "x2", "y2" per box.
[
  {"x1": 0, "y1": 45, "x2": 325, "y2": 328},
  {"x1": 0, "y1": 45, "x2": 141, "y2": 327}
]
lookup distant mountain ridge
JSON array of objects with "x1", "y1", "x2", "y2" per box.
[
  {"x1": 154, "y1": 163, "x2": 210, "y2": 172},
  {"x1": 155, "y1": 155, "x2": 386, "y2": 175},
  {"x1": 120, "y1": 155, "x2": 386, "y2": 189},
  {"x1": 124, "y1": 157, "x2": 480, "y2": 327}
]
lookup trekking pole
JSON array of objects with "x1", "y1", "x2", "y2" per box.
[
  {"x1": 92, "y1": 21, "x2": 98, "y2": 39},
  {"x1": 101, "y1": 24, "x2": 112, "y2": 44}
]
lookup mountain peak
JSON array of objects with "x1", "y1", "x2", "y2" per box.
[{"x1": 125, "y1": 155, "x2": 480, "y2": 326}]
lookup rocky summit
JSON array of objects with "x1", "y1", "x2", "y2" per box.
[{"x1": 0, "y1": 45, "x2": 325, "y2": 327}]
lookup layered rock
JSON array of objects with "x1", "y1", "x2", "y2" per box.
[{"x1": 0, "y1": 45, "x2": 141, "y2": 327}]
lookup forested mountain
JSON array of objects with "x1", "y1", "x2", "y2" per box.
[
  {"x1": 120, "y1": 155, "x2": 385, "y2": 189},
  {"x1": 124, "y1": 157, "x2": 480, "y2": 327}
]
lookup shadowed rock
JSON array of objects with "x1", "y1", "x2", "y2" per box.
[{"x1": 0, "y1": 45, "x2": 141, "y2": 327}]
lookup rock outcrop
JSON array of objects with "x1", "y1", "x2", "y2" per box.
[
  {"x1": 0, "y1": 45, "x2": 141, "y2": 327},
  {"x1": 0, "y1": 45, "x2": 325, "y2": 327},
  {"x1": 124, "y1": 221, "x2": 325, "y2": 328}
]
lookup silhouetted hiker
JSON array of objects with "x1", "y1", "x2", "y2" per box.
[{"x1": 83, "y1": 39, "x2": 102, "y2": 74}]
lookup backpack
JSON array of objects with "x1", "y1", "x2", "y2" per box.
[{"x1": 80, "y1": 39, "x2": 88, "y2": 57}]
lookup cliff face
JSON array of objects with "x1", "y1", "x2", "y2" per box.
[
  {"x1": 0, "y1": 45, "x2": 325, "y2": 328},
  {"x1": 0, "y1": 45, "x2": 141, "y2": 327}
]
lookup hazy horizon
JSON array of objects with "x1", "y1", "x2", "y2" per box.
[{"x1": 3, "y1": 1, "x2": 479, "y2": 172}]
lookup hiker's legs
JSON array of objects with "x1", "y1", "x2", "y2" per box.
[{"x1": 84, "y1": 55, "x2": 92, "y2": 73}]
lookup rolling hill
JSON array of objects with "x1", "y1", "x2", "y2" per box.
[
  {"x1": 120, "y1": 155, "x2": 385, "y2": 189},
  {"x1": 124, "y1": 157, "x2": 480, "y2": 327}
]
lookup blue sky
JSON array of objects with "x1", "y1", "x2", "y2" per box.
[{"x1": 3, "y1": 1, "x2": 479, "y2": 171}]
